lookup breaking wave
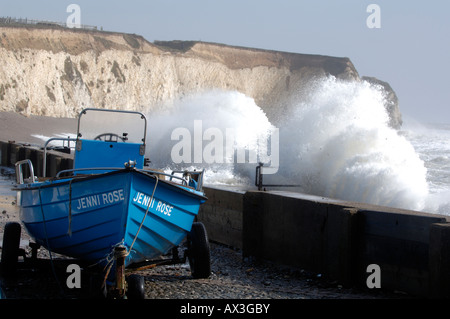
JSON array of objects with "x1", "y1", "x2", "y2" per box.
[
  {"x1": 273, "y1": 77, "x2": 429, "y2": 212},
  {"x1": 146, "y1": 77, "x2": 437, "y2": 213}
]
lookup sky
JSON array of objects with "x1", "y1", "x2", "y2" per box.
[{"x1": 1, "y1": 0, "x2": 449, "y2": 124}]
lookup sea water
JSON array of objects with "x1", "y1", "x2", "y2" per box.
[
  {"x1": 146, "y1": 77, "x2": 450, "y2": 216},
  {"x1": 401, "y1": 121, "x2": 450, "y2": 215}
]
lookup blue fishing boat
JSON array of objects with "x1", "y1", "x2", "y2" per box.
[{"x1": 3, "y1": 108, "x2": 210, "y2": 298}]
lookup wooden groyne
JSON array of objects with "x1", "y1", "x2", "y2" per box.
[{"x1": 0, "y1": 140, "x2": 73, "y2": 177}]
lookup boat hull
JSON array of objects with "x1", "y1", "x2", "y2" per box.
[{"x1": 17, "y1": 169, "x2": 206, "y2": 267}]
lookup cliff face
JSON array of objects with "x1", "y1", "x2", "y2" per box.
[{"x1": 0, "y1": 25, "x2": 401, "y2": 128}]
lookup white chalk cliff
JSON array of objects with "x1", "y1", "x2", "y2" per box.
[{"x1": 0, "y1": 25, "x2": 402, "y2": 128}]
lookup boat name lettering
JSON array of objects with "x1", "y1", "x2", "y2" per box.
[
  {"x1": 76, "y1": 189, "x2": 125, "y2": 210},
  {"x1": 155, "y1": 200, "x2": 173, "y2": 216},
  {"x1": 132, "y1": 191, "x2": 173, "y2": 217}
]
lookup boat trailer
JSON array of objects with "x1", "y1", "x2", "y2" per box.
[{"x1": 0, "y1": 220, "x2": 210, "y2": 299}]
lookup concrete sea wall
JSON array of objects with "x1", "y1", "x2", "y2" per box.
[
  {"x1": 198, "y1": 186, "x2": 450, "y2": 298},
  {"x1": 3, "y1": 140, "x2": 450, "y2": 297}
]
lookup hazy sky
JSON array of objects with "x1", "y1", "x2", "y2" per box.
[{"x1": 1, "y1": 0, "x2": 449, "y2": 124}]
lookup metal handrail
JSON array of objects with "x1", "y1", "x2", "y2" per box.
[
  {"x1": 15, "y1": 159, "x2": 36, "y2": 184},
  {"x1": 255, "y1": 162, "x2": 301, "y2": 191},
  {"x1": 43, "y1": 137, "x2": 77, "y2": 177}
]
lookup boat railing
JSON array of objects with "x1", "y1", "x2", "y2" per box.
[
  {"x1": 54, "y1": 166, "x2": 204, "y2": 192},
  {"x1": 56, "y1": 167, "x2": 126, "y2": 177},
  {"x1": 43, "y1": 137, "x2": 78, "y2": 177},
  {"x1": 15, "y1": 159, "x2": 36, "y2": 184},
  {"x1": 141, "y1": 168, "x2": 204, "y2": 192},
  {"x1": 170, "y1": 169, "x2": 205, "y2": 192}
]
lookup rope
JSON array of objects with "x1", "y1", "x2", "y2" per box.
[
  {"x1": 94, "y1": 174, "x2": 160, "y2": 272},
  {"x1": 96, "y1": 241, "x2": 130, "y2": 291},
  {"x1": 128, "y1": 175, "x2": 159, "y2": 254},
  {"x1": 38, "y1": 185, "x2": 65, "y2": 297},
  {"x1": 67, "y1": 178, "x2": 73, "y2": 237},
  {"x1": 114, "y1": 246, "x2": 129, "y2": 259},
  {"x1": 82, "y1": 174, "x2": 160, "y2": 294}
]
